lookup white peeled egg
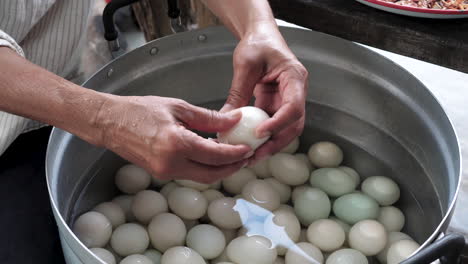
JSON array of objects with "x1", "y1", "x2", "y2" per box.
[
  {"x1": 250, "y1": 158, "x2": 272, "y2": 178},
  {"x1": 175, "y1": 180, "x2": 210, "y2": 191},
  {"x1": 93, "y1": 202, "x2": 126, "y2": 229},
  {"x1": 285, "y1": 242, "x2": 324, "y2": 264},
  {"x1": 161, "y1": 246, "x2": 206, "y2": 264},
  {"x1": 307, "y1": 219, "x2": 345, "y2": 252},
  {"x1": 325, "y1": 248, "x2": 368, "y2": 264},
  {"x1": 112, "y1": 195, "x2": 136, "y2": 222},
  {"x1": 132, "y1": 190, "x2": 168, "y2": 224},
  {"x1": 143, "y1": 249, "x2": 162, "y2": 264},
  {"x1": 378, "y1": 206, "x2": 405, "y2": 232},
  {"x1": 307, "y1": 141, "x2": 343, "y2": 168},
  {"x1": 277, "y1": 204, "x2": 295, "y2": 215},
  {"x1": 90, "y1": 248, "x2": 116, "y2": 264},
  {"x1": 265, "y1": 178, "x2": 292, "y2": 203},
  {"x1": 110, "y1": 223, "x2": 149, "y2": 256},
  {"x1": 338, "y1": 166, "x2": 360, "y2": 188},
  {"x1": 268, "y1": 153, "x2": 310, "y2": 186},
  {"x1": 280, "y1": 137, "x2": 300, "y2": 154},
  {"x1": 211, "y1": 248, "x2": 230, "y2": 264},
  {"x1": 264, "y1": 209, "x2": 301, "y2": 255},
  {"x1": 120, "y1": 254, "x2": 153, "y2": 264},
  {"x1": 310, "y1": 168, "x2": 356, "y2": 197},
  {"x1": 202, "y1": 189, "x2": 224, "y2": 203},
  {"x1": 222, "y1": 168, "x2": 257, "y2": 194},
  {"x1": 361, "y1": 176, "x2": 400, "y2": 206},
  {"x1": 73, "y1": 211, "x2": 112, "y2": 248},
  {"x1": 168, "y1": 187, "x2": 208, "y2": 220},
  {"x1": 376, "y1": 232, "x2": 413, "y2": 263},
  {"x1": 293, "y1": 187, "x2": 331, "y2": 226},
  {"x1": 241, "y1": 179, "x2": 281, "y2": 212},
  {"x1": 148, "y1": 213, "x2": 187, "y2": 252},
  {"x1": 387, "y1": 240, "x2": 420, "y2": 264},
  {"x1": 160, "y1": 182, "x2": 180, "y2": 198},
  {"x1": 291, "y1": 185, "x2": 309, "y2": 203},
  {"x1": 207, "y1": 197, "x2": 242, "y2": 229},
  {"x1": 348, "y1": 220, "x2": 387, "y2": 256},
  {"x1": 295, "y1": 153, "x2": 315, "y2": 171},
  {"x1": 115, "y1": 164, "x2": 151, "y2": 194},
  {"x1": 217, "y1": 106, "x2": 270, "y2": 150},
  {"x1": 186, "y1": 224, "x2": 226, "y2": 259},
  {"x1": 227, "y1": 235, "x2": 278, "y2": 264}
]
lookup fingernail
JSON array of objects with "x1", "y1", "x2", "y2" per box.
[{"x1": 244, "y1": 150, "x2": 254, "y2": 159}]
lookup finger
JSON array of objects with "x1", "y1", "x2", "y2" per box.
[
  {"x1": 175, "y1": 102, "x2": 243, "y2": 133},
  {"x1": 251, "y1": 119, "x2": 304, "y2": 164},
  {"x1": 221, "y1": 57, "x2": 263, "y2": 113},
  {"x1": 179, "y1": 129, "x2": 252, "y2": 166},
  {"x1": 179, "y1": 160, "x2": 248, "y2": 184}
]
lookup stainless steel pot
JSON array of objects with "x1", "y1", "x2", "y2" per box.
[{"x1": 46, "y1": 26, "x2": 463, "y2": 264}]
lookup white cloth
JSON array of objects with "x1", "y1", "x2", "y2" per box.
[{"x1": 0, "y1": 0, "x2": 93, "y2": 155}]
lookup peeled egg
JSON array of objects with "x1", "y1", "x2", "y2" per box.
[
  {"x1": 361, "y1": 176, "x2": 400, "y2": 206},
  {"x1": 207, "y1": 197, "x2": 242, "y2": 229},
  {"x1": 186, "y1": 224, "x2": 226, "y2": 259},
  {"x1": 168, "y1": 187, "x2": 208, "y2": 220},
  {"x1": 338, "y1": 166, "x2": 360, "y2": 188},
  {"x1": 264, "y1": 209, "x2": 301, "y2": 255},
  {"x1": 348, "y1": 220, "x2": 387, "y2": 256},
  {"x1": 307, "y1": 141, "x2": 343, "y2": 168},
  {"x1": 332, "y1": 193, "x2": 379, "y2": 224},
  {"x1": 376, "y1": 232, "x2": 413, "y2": 263},
  {"x1": 294, "y1": 187, "x2": 331, "y2": 226},
  {"x1": 284, "y1": 242, "x2": 324, "y2": 264},
  {"x1": 143, "y1": 249, "x2": 162, "y2": 264},
  {"x1": 132, "y1": 190, "x2": 168, "y2": 224},
  {"x1": 268, "y1": 153, "x2": 310, "y2": 186},
  {"x1": 90, "y1": 248, "x2": 116, "y2": 264},
  {"x1": 241, "y1": 179, "x2": 280, "y2": 212},
  {"x1": 295, "y1": 153, "x2": 315, "y2": 171},
  {"x1": 265, "y1": 178, "x2": 292, "y2": 203},
  {"x1": 175, "y1": 180, "x2": 210, "y2": 191},
  {"x1": 160, "y1": 182, "x2": 180, "y2": 198},
  {"x1": 110, "y1": 223, "x2": 149, "y2": 256},
  {"x1": 280, "y1": 137, "x2": 300, "y2": 153},
  {"x1": 148, "y1": 213, "x2": 187, "y2": 252},
  {"x1": 222, "y1": 168, "x2": 257, "y2": 194},
  {"x1": 250, "y1": 158, "x2": 272, "y2": 178},
  {"x1": 120, "y1": 254, "x2": 153, "y2": 264},
  {"x1": 211, "y1": 248, "x2": 230, "y2": 263},
  {"x1": 161, "y1": 246, "x2": 206, "y2": 264},
  {"x1": 227, "y1": 235, "x2": 278, "y2": 264},
  {"x1": 387, "y1": 240, "x2": 420, "y2": 264},
  {"x1": 277, "y1": 204, "x2": 295, "y2": 215},
  {"x1": 217, "y1": 106, "x2": 270, "y2": 150},
  {"x1": 325, "y1": 248, "x2": 368, "y2": 264},
  {"x1": 93, "y1": 202, "x2": 126, "y2": 229},
  {"x1": 115, "y1": 164, "x2": 151, "y2": 194},
  {"x1": 202, "y1": 189, "x2": 225, "y2": 203},
  {"x1": 378, "y1": 206, "x2": 405, "y2": 232},
  {"x1": 291, "y1": 185, "x2": 309, "y2": 203},
  {"x1": 112, "y1": 195, "x2": 136, "y2": 222},
  {"x1": 73, "y1": 211, "x2": 112, "y2": 248},
  {"x1": 307, "y1": 219, "x2": 345, "y2": 252},
  {"x1": 310, "y1": 168, "x2": 355, "y2": 197}
]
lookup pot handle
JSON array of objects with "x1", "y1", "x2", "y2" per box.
[{"x1": 401, "y1": 233, "x2": 466, "y2": 264}]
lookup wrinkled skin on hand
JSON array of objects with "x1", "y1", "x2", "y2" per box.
[
  {"x1": 222, "y1": 23, "x2": 308, "y2": 163},
  {"x1": 97, "y1": 96, "x2": 252, "y2": 183}
]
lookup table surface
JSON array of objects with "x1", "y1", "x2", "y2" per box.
[{"x1": 268, "y1": 0, "x2": 468, "y2": 74}]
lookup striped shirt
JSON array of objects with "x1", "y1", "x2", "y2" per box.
[{"x1": 0, "y1": 0, "x2": 93, "y2": 155}]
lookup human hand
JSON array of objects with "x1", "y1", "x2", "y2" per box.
[
  {"x1": 222, "y1": 23, "x2": 308, "y2": 163},
  {"x1": 95, "y1": 95, "x2": 252, "y2": 183}
]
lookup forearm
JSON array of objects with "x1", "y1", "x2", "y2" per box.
[
  {"x1": 0, "y1": 47, "x2": 110, "y2": 145},
  {"x1": 201, "y1": 0, "x2": 277, "y2": 38}
]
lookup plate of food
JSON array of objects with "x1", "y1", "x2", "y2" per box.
[{"x1": 355, "y1": 0, "x2": 468, "y2": 18}]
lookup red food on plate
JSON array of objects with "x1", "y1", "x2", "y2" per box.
[{"x1": 378, "y1": 0, "x2": 468, "y2": 10}]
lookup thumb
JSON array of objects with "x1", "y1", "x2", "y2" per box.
[
  {"x1": 178, "y1": 104, "x2": 243, "y2": 133},
  {"x1": 221, "y1": 58, "x2": 263, "y2": 113}
]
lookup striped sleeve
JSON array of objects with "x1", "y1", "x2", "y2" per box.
[{"x1": 0, "y1": 29, "x2": 25, "y2": 57}]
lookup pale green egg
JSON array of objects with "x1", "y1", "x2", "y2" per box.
[
  {"x1": 332, "y1": 193, "x2": 379, "y2": 224},
  {"x1": 338, "y1": 166, "x2": 360, "y2": 188},
  {"x1": 310, "y1": 168, "x2": 356, "y2": 197},
  {"x1": 361, "y1": 176, "x2": 400, "y2": 206},
  {"x1": 325, "y1": 248, "x2": 368, "y2": 264},
  {"x1": 294, "y1": 187, "x2": 331, "y2": 226}
]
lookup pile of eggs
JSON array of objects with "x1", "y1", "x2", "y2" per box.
[{"x1": 72, "y1": 139, "x2": 421, "y2": 264}]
